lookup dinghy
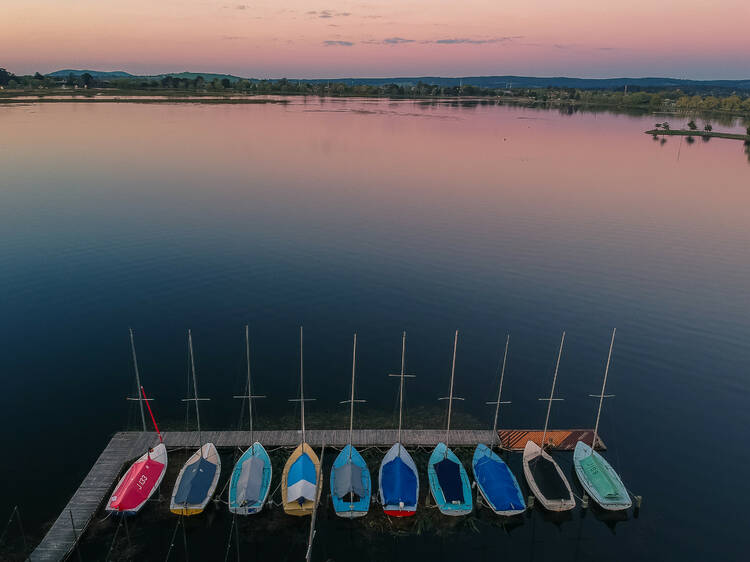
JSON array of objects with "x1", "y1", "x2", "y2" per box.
[
  {"x1": 573, "y1": 329, "x2": 632, "y2": 511},
  {"x1": 281, "y1": 327, "x2": 321, "y2": 516},
  {"x1": 107, "y1": 341, "x2": 168, "y2": 516},
  {"x1": 379, "y1": 443, "x2": 419, "y2": 516},
  {"x1": 522, "y1": 332, "x2": 575, "y2": 512},
  {"x1": 170, "y1": 330, "x2": 221, "y2": 516},
  {"x1": 472, "y1": 335, "x2": 525, "y2": 516},
  {"x1": 379, "y1": 332, "x2": 419, "y2": 517},
  {"x1": 330, "y1": 334, "x2": 371, "y2": 518},
  {"x1": 472, "y1": 444, "x2": 525, "y2": 515},
  {"x1": 428, "y1": 331, "x2": 472, "y2": 516},
  {"x1": 229, "y1": 326, "x2": 272, "y2": 515}
]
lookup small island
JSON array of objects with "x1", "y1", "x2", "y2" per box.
[{"x1": 646, "y1": 121, "x2": 750, "y2": 141}]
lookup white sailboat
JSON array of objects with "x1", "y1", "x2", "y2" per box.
[
  {"x1": 522, "y1": 331, "x2": 575, "y2": 512},
  {"x1": 170, "y1": 330, "x2": 221, "y2": 516}
]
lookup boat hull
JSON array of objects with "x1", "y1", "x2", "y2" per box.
[
  {"x1": 522, "y1": 441, "x2": 575, "y2": 512},
  {"x1": 330, "y1": 444, "x2": 371, "y2": 518},
  {"x1": 472, "y1": 443, "x2": 525, "y2": 516},
  {"x1": 106, "y1": 443, "x2": 168, "y2": 515},
  {"x1": 428, "y1": 443, "x2": 473, "y2": 516},
  {"x1": 228, "y1": 442, "x2": 273, "y2": 515},
  {"x1": 281, "y1": 443, "x2": 321, "y2": 516},
  {"x1": 573, "y1": 441, "x2": 631, "y2": 511},
  {"x1": 379, "y1": 443, "x2": 419, "y2": 516},
  {"x1": 170, "y1": 443, "x2": 221, "y2": 516}
]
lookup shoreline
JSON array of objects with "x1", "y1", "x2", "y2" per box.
[{"x1": 645, "y1": 129, "x2": 750, "y2": 141}]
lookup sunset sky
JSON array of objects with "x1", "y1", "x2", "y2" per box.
[{"x1": 2, "y1": 0, "x2": 749, "y2": 79}]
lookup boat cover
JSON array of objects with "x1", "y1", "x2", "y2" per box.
[
  {"x1": 528, "y1": 456, "x2": 569, "y2": 500},
  {"x1": 381, "y1": 456, "x2": 417, "y2": 505},
  {"x1": 235, "y1": 456, "x2": 265, "y2": 506},
  {"x1": 173, "y1": 456, "x2": 218, "y2": 505},
  {"x1": 109, "y1": 457, "x2": 165, "y2": 512},
  {"x1": 474, "y1": 456, "x2": 523, "y2": 511},
  {"x1": 578, "y1": 454, "x2": 621, "y2": 499},
  {"x1": 434, "y1": 458, "x2": 464, "y2": 503},
  {"x1": 333, "y1": 462, "x2": 366, "y2": 501},
  {"x1": 287, "y1": 453, "x2": 317, "y2": 503}
]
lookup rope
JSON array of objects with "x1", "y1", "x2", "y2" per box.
[
  {"x1": 104, "y1": 515, "x2": 124, "y2": 562},
  {"x1": 164, "y1": 517, "x2": 182, "y2": 562},
  {"x1": 223, "y1": 515, "x2": 237, "y2": 562}
]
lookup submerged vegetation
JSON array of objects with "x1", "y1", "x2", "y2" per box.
[{"x1": 3, "y1": 67, "x2": 750, "y2": 117}]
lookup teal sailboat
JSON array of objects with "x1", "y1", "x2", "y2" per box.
[
  {"x1": 330, "y1": 334, "x2": 372, "y2": 518},
  {"x1": 573, "y1": 328, "x2": 632, "y2": 511},
  {"x1": 228, "y1": 325, "x2": 272, "y2": 515},
  {"x1": 428, "y1": 331, "x2": 473, "y2": 516}
]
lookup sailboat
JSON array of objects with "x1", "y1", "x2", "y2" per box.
[
  {"x1": 330, "y1": 333, "x2": 372, "y2": 518},
  {"x1": 573, "y1": 329, "x2": 632, "y2": 511},
  {"x1": 378, "y1": 331, "x2": 419, "y2": 517},
  {"x1": 170, "y1": 330, "x2": 221, "y2": 516},
  {"x1": 427, "y1": 331, "x2": 473, "y2": 516},
  {"x1": 228, "y1": 325, "x2": 273, "y2": 515},
  {"x1": 281, "y1": 326, "x2": 322, "y2": 516},
  {"x1": 107, "y1": 330, "x2": 167, "y2": 515},
  {"x1": 522, "y1": 331, "x2": 575, "y2": 512},
  {"x1": 472, "y1": 335, "x2": 526, "y2": 516}
]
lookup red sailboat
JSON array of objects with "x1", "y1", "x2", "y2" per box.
[{"x1": 107, "y1": 386, "x2": 168, "y2": 514}]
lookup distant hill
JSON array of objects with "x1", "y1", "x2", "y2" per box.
[
  {"x1": 46, "y1": 69, "x2": 242, "y2": 82},
  {"x1": 45, "y1": 70, "x2": 750, "y2": 91},
  {"x1": 47, "y1": 69, "x2": 135, "y2": 78}
]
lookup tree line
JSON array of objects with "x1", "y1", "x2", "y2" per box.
[{"x1": 2, "y1": 68, "x2": 750, "y2": 115}]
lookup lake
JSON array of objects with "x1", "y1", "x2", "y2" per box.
[{"x1": 1, "y1": 97, "x2": 749, "y2": 560}]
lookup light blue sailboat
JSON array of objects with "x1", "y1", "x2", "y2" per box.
[
  {"x1": 229, "y1": 326, "x2": 272, "y2": 515},
  {"x1": 330, "y1": 334, "x2": 372, "y2": 518},
  {"x1": 472, "y1": 335, "x2": 525, "y2": 515},
  {"x1": 428, "y1": 331, "x2": 473, "y2": 516},
  {"x1": 573, "y1": 329, "x2": 631, "y2": 511}
]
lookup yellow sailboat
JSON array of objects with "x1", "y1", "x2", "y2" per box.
[{"x1": 281, "y1": 327, "x2": 321, "y2": 516}]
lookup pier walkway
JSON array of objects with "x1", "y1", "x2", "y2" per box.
[{"x1": 30, "y1": 428, "x2": 602, "y2": 561}]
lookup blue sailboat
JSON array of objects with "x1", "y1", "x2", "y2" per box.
[
  {"x1": 379, "y1": 332, "x2": 419, "y2": 517},
  {"x1": 472, "y1": 335, "x2": 525, "y2": 516},
  {"x1": 428, "y1": 331, "x2": 473, "y2": 516},
  {"x1": 229, "y1": 326, "x2": 272, "y2": 515},
  {"x1": 330, "y1": 334, "x2": 372, "y2": 518}
]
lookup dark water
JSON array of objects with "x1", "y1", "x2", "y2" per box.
[{"x1": 1, "y1": 98, "x2": 749, "y2": 560}]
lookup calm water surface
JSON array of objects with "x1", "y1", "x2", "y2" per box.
[{"x1": 1, "y1": 98, "x2": 749, "y2": 560}]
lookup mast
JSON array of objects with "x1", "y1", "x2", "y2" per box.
[
  {"x1": 233, "y1": 325, "x2": 266, "y2": 449},
  {"x1": 591, "y1": 328, "x2": 617, "y2": 451},
  {"x1": 246, "y1": 325, "x2": 254, "y2": 443},
  {"x1": 348, "y1": 334, "x2": 357, "y2": 457},
  {"x1": 397, "y1": 331, "x2": 406, "y2": 444},
  {"x1": 129, "y1": 328, "x2": 147, "y2": 432},
  {"x1": 444, "y1": 330, "x2": 459, "y2": 446},
  {"x1": 300, "y1": 326, "x2": 305, "y2": 444},
  {"x1": 188, "y1": 329, "x2": 202, "y2": 453},
  {"x1": 540, "y1": 331, "x2": 565, "y2": 451},
  {"x1": 490, "y1": 334, "x2": 511, "y2": 443}
]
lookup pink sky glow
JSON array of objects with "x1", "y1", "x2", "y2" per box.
[{"x1": 2, "y1": 0, "x2": 749, "y2": 78}]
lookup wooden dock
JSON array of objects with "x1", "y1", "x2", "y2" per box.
[{"x1": 30, "y1": 427, "x2": 602, "y2": 561}]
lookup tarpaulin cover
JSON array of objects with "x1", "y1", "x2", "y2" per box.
[
  {"x1": 287, "y1": 453, "x2": 317, "y2": 503},
  {"x1": 109, "y1": 458, "x2": 165, "y2": 512},
  {"x1": 235, "y1": 456, "x2": 265, "y2": 506},
  {"x1": 579, "y1": 454, "x2": 622, "y2": 499},
  {"x1": 528, "y1": 456, "x2": 569, "y2": 500},
  {"x1": 434, "y1": 458, "x2": 464, "y2": 503},
  {"x1": 381, "y1": 457, "x2": 417, "y2": 506},
  {"x1": 173, "y1": 457, "x2": 218, "y2": 505},
  {"x1": 333, "y1": 462, "x2": 366, "y2": 501},
  {"x1": 474, "y1": 456, "x2": 523, "y2": 511}
]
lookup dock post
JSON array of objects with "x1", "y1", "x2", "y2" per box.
[
  {"x1": 527, "y1": 495, "x2": 535, "y2": 509},
  {"x1": 581, "y1": 494, "x2": 589, "y2": 509}
]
